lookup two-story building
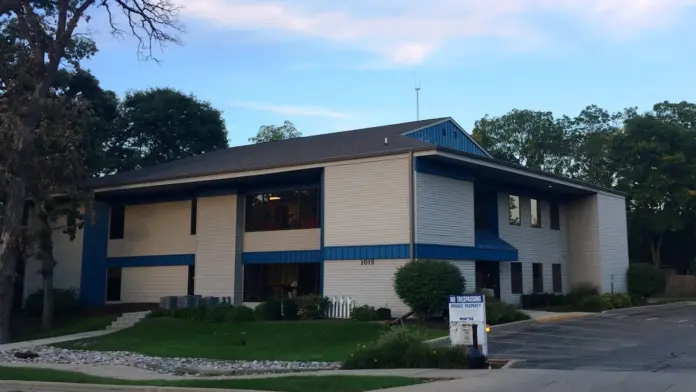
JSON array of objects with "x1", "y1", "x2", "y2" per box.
[{"x1": 22, "y1": 117, "x2": 629, "y2": 314}]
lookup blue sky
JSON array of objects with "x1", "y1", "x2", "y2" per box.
[{"x1": 82, "y1": 0, "x2": 696, "y2": 146}]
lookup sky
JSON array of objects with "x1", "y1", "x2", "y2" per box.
[{"x1": 81, "y1": 0, "x2": 696, "y2": 146}]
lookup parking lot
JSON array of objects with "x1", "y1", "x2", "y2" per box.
[{"x1": 488, "y1": 304, "x2": 696, "y2": 373}]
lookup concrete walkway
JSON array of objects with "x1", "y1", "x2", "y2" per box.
[
  {"x1": 519, "y1": 309, "x2": 591, "y2": 321},
  {"x1": 0, "y1": 330, "x2": 115, "y2": 351}
]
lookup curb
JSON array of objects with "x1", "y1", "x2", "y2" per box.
[
  {"x1": 0, "y1": 380, "x2": 258, "y2": 392},
  {"x1": 500, "y1": 359, "x2": 526, "y2": 369},
  {"x1": 601, "y1": 301, "x2": 696, "y2": 316}
]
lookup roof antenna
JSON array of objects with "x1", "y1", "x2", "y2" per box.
[{"x1": 415, "y1": 83, "x2": 421, "y2": 121}]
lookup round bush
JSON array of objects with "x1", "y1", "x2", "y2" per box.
[
  {"x1": 578, "y1": 295, "x2": 607, "y2": 312},
  {"x1": 394, "y1": 260, "x2": 465, "y2": 318},
  {"x1": 350, "y1": 305, "x2": 378, "y2": 321},
  {"x1": 255, "y1": 300, "x2": 282, "y2": 321},
  {"x1": 225, "y1": 305, "x2": 255, "y2": 323},
  {"x1": 627, "y1": 263, "x2": 666, "y2": 298},
  {"x1": 376, "y1": 307, "x2": 392, "y2": 321}
]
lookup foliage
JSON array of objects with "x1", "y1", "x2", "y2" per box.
[
  {"x1": 281, "y1": 299, "x2": 299, "y2": 320},
  {"x1": 23, "y1": 289, "x2": 79, "y2": 318},
  {"x1": 393, "y1": 260, "x2": 465, "y2": 319},
  {"x1": 627, "y1": 263, "x2": 667, "y2": 297},
  {"x1": 603, "y1": 293, "x2": 632, "y2": 309},
  {"x1": 342, "y1": 327, "x2": 468, "y2": 370},
  {"x1": 350, "y1": 305, "x2": 378, "y2": 321},
  {"x1": 295, "y1": 295, "x2": 330, "y2": 320},
  {"x1": 149, "y1": 305, "x2": 234, "y2": 324},
  {"x1": 520, "y1": 293, "x2": 568, "y2": 309},
  {"x1": 255, "y1": 300, "x2": 283, "y2": 321},
  {"x1": 578, "y1": 295, "x2": 607, "y2": 312},
  {"x1": 249, "y1": 121, "x2": 302, "y2": 144},
  {"x1": 485, "y1": 300, "x2": 530, "y2": 325},
  {"x1": 376, "y1": 307, "x2": 392, "y2": 321},
  {"x1": 226, "y1": 306, "x2": 255, "y2": 323}
]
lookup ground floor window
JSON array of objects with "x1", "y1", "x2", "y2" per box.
[
  {"x1": 243, "y1": 262, "x2": 320, "y2": 302},
  {"x1": 511, "y1": 263, "x2": 523, "y2": 294},
  {"x1": 187, "y1": 265, "x2": 195, "y2": 295},
  {"x1": 106, "y1": 268, "x2": 122, "y2": 301},
  {"x1": 532, "y1": 263, "x2": 544, "y2": 293},
  {"x1": 475, "y1": 261, "x2": 500, "y2": 299},
  {"x1": 552, "y1": 263, "x2": 562, "y2": 293}
]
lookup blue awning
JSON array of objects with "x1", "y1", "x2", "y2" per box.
[{"x1": 475, "y1": 230, "x2": 518, "y2": 252}]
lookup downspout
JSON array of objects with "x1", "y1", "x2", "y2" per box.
[{"x1": 409, "y1": 151, "x2": 415, "y2": 262}]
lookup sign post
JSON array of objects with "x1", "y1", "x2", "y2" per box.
[{"x1": 448, "y1": 294, "x2": 488, "y2": 356}]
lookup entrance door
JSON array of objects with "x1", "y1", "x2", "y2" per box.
[{"x1": 475, "y1": 261, "x2": 500, "y2": 299}]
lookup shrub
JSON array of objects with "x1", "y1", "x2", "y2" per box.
[
  {"x1": 376, "y1": 307, "x2": 392, "y2": 321},
  {"x1": 394, "y1": 260, "x2": 465, "y2": 319},
  {"x1": 351, "y1": 305, "x2": 378, "y2": 321},
  {"x1": 520, "y1": 293, "x2": 568, "y2": 309},
  {"x1": 204, "y1": 305, "x2": 233, "y2": 323},
  {"x1": 578, "y1": 295, "x2": 607, "y2": 312},
  {"x1": 24, "y1": 288, "x2": 80, "y2": 318},
  {"x1": 281, "y1": 299, "x2": 299, "y2": 320},
  {"x1": 225, "y1": 305, "x2": 255, "y2": 323},
  {"x1": 255, "y1": 300, "x2": 283, "y2": 321},
  {"x1": 566, "y1": 284, "x2": 600, "y2": 307},
  {"x1": 295, "y1": 294, "x2": 330, "y2": 320},
  {"x1": 486, "y1": 301, "x2": 530, "y2": 325},
  {"x1": 342, "y1": 327, "x2": 468, "y2": 369},
  {"x1": 627, "y1": 263, "x2": 666, "y2": 298},
  {"x1": 170, "y1": 307, "x2": 209, "y2": 322},
  {"x1": 148, "y1": 309, "x2": 171, "y2": 318},
  {"x1": 609, "y1": 292, "x2": 632, "y2": 309}
]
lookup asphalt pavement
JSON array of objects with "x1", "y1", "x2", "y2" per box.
[{"x1": 488, "y1": 303, "x2": 696, "y2": 372}]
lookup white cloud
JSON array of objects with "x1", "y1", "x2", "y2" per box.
[
  {"x1": 173, "y1": 0, "x2": 696, "y2": 64},
  {"x1": 231, "y1": 101, "x2": 347, "y2": 118}
]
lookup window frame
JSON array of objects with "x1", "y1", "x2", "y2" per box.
[
  {"x1": 109, "y1": 205, "x2": 125, "y2": 240},
  {"x1": 532, "y1": 262, "x2": 544, "y2": 293},
  {"x1": 550, "y1": 201, "x2": 560, "y2": 230},
  {"x1": 508, "y1": 195, "x2": 521, "y2": 226},
  {"x1": 530, "y1": 198, "x2": 541, "y2": 228},
  {"x1": 511, "y1": 263, "x2": 523, "y2": 294}
]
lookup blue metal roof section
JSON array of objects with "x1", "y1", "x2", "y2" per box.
[{"x1": 403, "y1": 119, "x2": 491, "y2": 157}]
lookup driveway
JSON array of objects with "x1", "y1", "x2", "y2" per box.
[{"x1": 488, "y1": 303, "x2": 696, "y2": 372}]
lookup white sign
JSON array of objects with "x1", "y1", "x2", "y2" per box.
[{"x1": 448, "y1": 294, "x2": 488, "y2": 356}]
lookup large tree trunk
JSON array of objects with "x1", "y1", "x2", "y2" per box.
[
  {"x1": 0, "y1": 178, "x2": 26, "y2": 343},
  {"x1": 649, "y1": 234, "x2": 664, "y2": 268},
  {"x1": 38, "y1": 209, "x2": 55, "y2": 331}
]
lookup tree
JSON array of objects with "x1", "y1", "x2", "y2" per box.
[
  {"x1": 471, "y1": 110, "x2": 568, "y2": 174},
  {"x1": 0, "y1": 0, "x2": 182, "y2": 343},
  {"x1": 611, "y1": 114, "x2": 696, "y2": 267},
  {"x1": 108, "y1": 88, "x2": 228, "y2": 173},
  {"x1": 249, "y1": 121, "x2": 302, "y2": 144}
]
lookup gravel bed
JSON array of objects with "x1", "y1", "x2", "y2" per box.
[{"x1": 0, "y1": 346, "x2": 341, "y2": 376}]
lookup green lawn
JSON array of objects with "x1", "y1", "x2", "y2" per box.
[
  {"x1": 55, "y1": 317, "x2": 445, "y2": 361},
  {"x1": 10, "y1": 315, "x2": 118, "y2": 342},
  {"x1": 0, "y1": 366, "x2": 421, "y2": 392}
]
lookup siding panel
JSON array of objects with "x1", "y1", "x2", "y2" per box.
[
  {"x1": 566, "y1": 195, "x2": 602, "y2": 289},
  {"x1": 244, "y1": 229, "x2": 320, "y2": 252},
  {"x1": 450, "y1": 260, "x2": 476, "y2": 293},
  {"x1": 415, "y1": 172, "x2": 475, "y2": 246},
  {"x1": 598, "y1": 194, "x2": 629, "y2": 293},
  {"x1": 108, "y1": 201, "x2": 195, "y2": 257},
  {"x1": 121, "y1": 266, "x2": 187, "y2": 302},
  {"x1": 195, "y1": 195, "x2": 237, "y2": 298},
  {"x1": 324, "y1": 156, "x2": 410, "y2": 246},
  {"x1": 323, "y1": 259, "x2": 409, "y2": 315},
  {"x1": 498, "y1": 193, "x2": 569, "y2": 295}
]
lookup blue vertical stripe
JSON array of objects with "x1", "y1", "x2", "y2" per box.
[{"x1": 80, "y1": 202, "x2": 109, "y2": 306}]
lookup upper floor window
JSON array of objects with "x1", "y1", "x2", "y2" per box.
[
  {"x1": 509, "y1": 195, "x2": 521, "y2": 225},
  {"x1": 530, "y1": 198, "x2": 541, "y2": 228},
  {"x1": 245, "y1": 188, "x2": 320, "y2": 232},
  {"x1": 550, "y1": 202, "x2": 560, "y2": 230},
  {"x1": 109, "y1": 205, "x2": 125, "y2": 239}
]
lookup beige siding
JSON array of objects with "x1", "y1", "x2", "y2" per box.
[
  {"x1": 324, "y1": 156, "x2": 410, "y2": 246},
  {"x1": 566, "y1": 195, "x2": 602, "y2": 290},
  {"x1": 121, "y1": 266, "x2": 187, "y2": 302},
  {"x1": 108, "y1": 201, "x2": 195, "y2": 257},
  {"x1": 195, "y1": 195, "x2": 237, "y2": 298},
  {"x1": 323, "y1": 259, "x2": 410, "y2": 316},
  {"x1": 449, "y1": 260, "x2": 476, "y2": 293},
  {"x1": 597, "y1": 194, "x2": 629, "y2": 293},
  {"x1": 415, "y1": 173, "x2": 475, "y2": 246},
  {"x1": 498, "y1": 193, "x2": 569, "y2": 302},
  {"x1": 243, "y1": 229, "x2": 320, "y2": 252}
]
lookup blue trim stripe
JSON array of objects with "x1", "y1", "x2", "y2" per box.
[
  {"x1": 414, "y1": 157, "x2": 474, "y2": 182},
  {"x1": 415, "y1": 244, "x2": 518, "y2": 262},
  {"x1": 107, "y1": 254, "x2": 195, "y2": 268},
  {"x1": 242, "y1": 250, "x2": 322, "y2": 264},
  {"x1": 404, "y1": 120, "x2": 489, "y2": 157},
  {"x1": 324, "y1": 244, "x2": 410, "y2": 260},
  {"x1": 80, "y1": 202, "x2": 109, "y2": 306}
]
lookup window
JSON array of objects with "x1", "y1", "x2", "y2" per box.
[
  {"x1": 245, "y1": 188, "x2": 320, "y2": 232},
  {"x1": 509, "y1": 195, "x2": 520, "y2": 225},
  {"x1": 106, "y1": 268, "x2": 122, "y2": 301},
  {"x1": 109, "y1": 205, "x2": 125, "y2": 239},
  {"x1": 532, "y1": 263, "x2": 544, "y2": 293},
  {"x1": 190, "y1": 199, "x2": 197, "y2": 235},
  {"x1": 550, "y1": 202, "x2": 560, "y2": 230},
  {"x1": 552, "y1": 264, "x2": 562, "y2": 293},
  {"x1": 188, "y1": 265, "x2": 195, "y2": 295},
  {"x1": 530, "y1": 198, "x2": 541, "y2": 228},
  {"x1": 511, "y1": 263, "x2": 523, "y2": 294},
  {"x1": 243, "y1": 263, "x2": 320, "y2": 302}
]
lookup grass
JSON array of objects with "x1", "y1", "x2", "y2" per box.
[
  {"x1": 0, "y1": 366, "x2": 422, "y2": 392},
  {"x1": 55, "y1": 317, "x2": 446, "y2": 362},
  {"x1": 10, "y1": 315, "x2": 118, "y2": 343}
]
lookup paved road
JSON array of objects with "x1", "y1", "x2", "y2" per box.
[{"x1": 488, "y1": 304, "x2": 696, "y2": 372}]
